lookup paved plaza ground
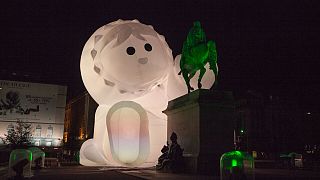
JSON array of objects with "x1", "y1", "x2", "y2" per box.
[{"x1": 2, "y1": 165, "x2": 320, "y2": 180}]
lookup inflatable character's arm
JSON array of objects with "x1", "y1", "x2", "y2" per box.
[{"x1": 167, "y1": 55, "x2": 188, "y2": 101}]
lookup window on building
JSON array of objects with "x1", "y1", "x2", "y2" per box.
[
  {"x1": 46, "y1": 141, "x2": 52, "y2": 146},
  {"x1": 35, "y1": 125, "x2": 41, "y2": 137},
  {"x1": 63, "y1": 132, "x2": 68, "y2": 143},
  {"x1": 47, "y1": 125, "x2": 53, "y2": 138},
  {"x1": 7, "y1": 124, "x2": 14, "y2": 132}
]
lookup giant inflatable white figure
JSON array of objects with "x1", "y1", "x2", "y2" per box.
[{"x1": 80, "y1": 19, "x2": 215, "y2": 167}]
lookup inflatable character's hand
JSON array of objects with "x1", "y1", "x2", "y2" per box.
[{"x1": 80, "y1": 139, "x2": 108, "y2": 166}]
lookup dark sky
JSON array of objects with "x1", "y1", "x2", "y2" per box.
[{"x1": 1, "y1": 0, "x2": 320, "y2": 111}]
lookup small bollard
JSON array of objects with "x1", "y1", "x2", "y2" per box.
[
  {"x1": 8, "y1": 149, "x2": 33, "y2": 178},
  {"x1": 220, "y1": 151, "x2": 255, "y2": 180},
  {"x1": 28, "y1": 147, "x2": 45, "y2": 169}
]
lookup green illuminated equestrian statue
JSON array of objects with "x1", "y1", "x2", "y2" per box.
[{"x1": 178, "y1": 21, "x2": 218, "y2": 93}]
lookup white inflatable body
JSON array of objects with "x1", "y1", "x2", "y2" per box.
[{"x1": 80, "y1": 19, "x2": 215, "y2": 167}]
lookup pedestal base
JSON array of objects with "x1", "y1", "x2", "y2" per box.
[{"x1": 164, "y1": 89, "x2": 235, "y2": 175}]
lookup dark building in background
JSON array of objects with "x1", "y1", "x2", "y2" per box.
[
  {"x1": 63, "y1": 92, "x2": 97, "y2": 153},
  {"x1": 235, "y1": 90, "x2": 303, "y2": 159}
]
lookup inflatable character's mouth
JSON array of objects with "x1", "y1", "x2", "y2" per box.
[{"x1": 138, "y1": 57, "x2": 148, "y2": 64}]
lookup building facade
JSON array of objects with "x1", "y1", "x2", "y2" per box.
[
  {"x1": 235, "y1": 91, "x2": 303, "y2": 159},
  {"x1": 63, "y1": 91, "x2": 97, "y2": 151},
  {"x1": 0, "y1": 80, "x2": 67, "y2": 147}
]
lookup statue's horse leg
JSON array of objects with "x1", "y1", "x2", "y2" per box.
[
  {"x1": 187, "y1": 71, "x2": 196, "y2": 93},
  {"x1": 182, "y1": 71, "x2": 194, "y2": 93},
  {"x1": 198, "y1": 66, "x2": 206, "y2": 89}
]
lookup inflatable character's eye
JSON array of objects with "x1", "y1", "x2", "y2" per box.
[
  {"x1": 126, "y1": 47, "x2": 135, "y2": 55},
  {"x1": 144, "y1": 43, "x2": 152, "y2": 52}
]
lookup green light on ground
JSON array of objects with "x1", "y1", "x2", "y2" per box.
[
  {"x1": 29, "y1": 153, "x2": 33, "y2": 161},
  {"x1": 240, "y1": 129, "x2": 244, "y2": 133},
  {"x1": 232, "y1": 159, "x2": 238, "y2": 167},
  {"x1": 220, "y1": 151, "x2": 255, "y2": 179}
]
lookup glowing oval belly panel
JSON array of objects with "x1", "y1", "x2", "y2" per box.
[{"x1": 106, "y1": 101, "x2": 150, "y2": 166}]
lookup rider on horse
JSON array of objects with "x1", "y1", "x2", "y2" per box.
[{"x1": 179, "y1": 21, "x2": 218, "y2": 93}]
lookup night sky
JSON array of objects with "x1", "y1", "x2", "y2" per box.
[{"x1": 1, "y1": 0, "x2": 319, "y2": 111}]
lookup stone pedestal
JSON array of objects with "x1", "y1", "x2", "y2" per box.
[{"x1": 164, "y1": 89, "x2": 235, "y2": 175}]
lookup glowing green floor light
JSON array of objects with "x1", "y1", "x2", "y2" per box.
[
  {"x1": 231, "y1": 159, "x2": 238, "y2": 167},
  {"x1": 220, "y1": 150, "x2": 255, "y2": 180}
]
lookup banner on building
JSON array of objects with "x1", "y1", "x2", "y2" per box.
[{"x1": 0, "y1": 80, "x2": 59, "y2": 123}]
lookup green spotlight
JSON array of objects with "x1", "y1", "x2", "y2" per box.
[{"x1": 231, "y1": 159, "x2": 238, "y2": 167}]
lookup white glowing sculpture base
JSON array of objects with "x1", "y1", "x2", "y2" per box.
[
  {"x1": 79, "y1": 19, "x2": 216, "y2": 167},
  {"x1": 80, "y1": 101, "x2": 166, "y2": 167}
]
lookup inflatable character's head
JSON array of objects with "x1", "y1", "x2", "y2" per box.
[{"x1": 80, "y1": 20, "x2": 173, "y2": 105}]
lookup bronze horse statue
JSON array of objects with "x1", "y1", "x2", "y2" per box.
[{"x1": 179, "y1": 21, "x2": 218, "y2": 93}]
